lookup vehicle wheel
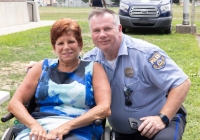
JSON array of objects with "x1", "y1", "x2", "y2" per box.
[
  {"x1": 122, "y1": 28, "x2": 126, "y2": 33},
  {"x1": 164, "y1": 26, "x2": 172, "y2": 34}
]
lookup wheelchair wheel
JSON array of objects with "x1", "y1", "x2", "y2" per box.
[
  {"x1": 101, "y1": 126, "x2": 111, "y2": 140},
  {"x1": 1, "y1": 126, "x2": 14, "y2": 140}
]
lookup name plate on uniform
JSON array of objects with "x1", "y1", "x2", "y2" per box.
[{"x1": 0, "y1": 0, "x2": 26, "y2": 2}]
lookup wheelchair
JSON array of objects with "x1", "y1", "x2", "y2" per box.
[
  {"x1": 1, "y1": 94, "x2": 143, "y2": 140},
  {"x1": 1, "y1": 94, "x2": 113, "y2": 140}
]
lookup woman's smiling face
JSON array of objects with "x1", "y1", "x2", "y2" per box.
[{"x1": 53, "y1": 33, "x2": 82, "y2": 64}]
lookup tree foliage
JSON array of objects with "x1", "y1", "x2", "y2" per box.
[{"x1": 82, "y1": 0, "x2": 88, "y2": 3}]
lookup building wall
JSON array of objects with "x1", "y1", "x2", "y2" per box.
[
  {"x1": 0, "y1": 1, "x2": 29, "y2": 28},
  {"x1": 36, "y1": 0, "x2": 113, "y2": 7}
]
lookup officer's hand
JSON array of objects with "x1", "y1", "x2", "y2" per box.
[
  {"x1": 138, "y1": 116, "x2": 166, "y2": 139},
  {"x1": 25, "y1": 61, "x2": 37, "y2": 72}
]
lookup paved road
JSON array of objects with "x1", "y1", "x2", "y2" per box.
[{"x1": 0, "y1": 20, "x2": 56, "y2": 36}]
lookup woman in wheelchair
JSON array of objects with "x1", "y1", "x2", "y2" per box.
[{"x1": 7, "y1": 18, "x2": 111, "y2": 140}]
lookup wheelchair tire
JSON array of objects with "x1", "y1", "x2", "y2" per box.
[
  {"x1": 101, "y1": 126, "x2": 111, "y2": 140},
  {"x1": 1, "y1": 126, "x2": 14, "y2": 140}
]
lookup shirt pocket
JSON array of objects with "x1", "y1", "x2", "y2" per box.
[{"x1": 125, "y1": 79, "x2": 146, "y2": 109}]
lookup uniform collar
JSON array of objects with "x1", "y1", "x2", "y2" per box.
[
  {"x1": 118, "y1": 34, "x2": 128, "y2": 56},
  {"x1": 94, "y1": 48, "x2": 106, "y2": 63}
]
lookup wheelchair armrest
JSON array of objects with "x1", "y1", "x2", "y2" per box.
[
  {"x1": 1, "y1": 112, "x2": 14, "y2": 122},
  {"x1": 95, "y1": 119, "x2": 107, "y2": 130},
  {"x1": 95, "y1": 119, "x2": 103, "y2": 126},
  {"x1": 1, "y1": 115, "x2": 105, "y2": 125},
  {"x1": 1, "y1": 103, "x2": 29, "y2": 123}
]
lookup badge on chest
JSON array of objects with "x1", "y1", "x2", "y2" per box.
[{"x1": 124, "y1": 67, "x2": 134, "y2": 78}]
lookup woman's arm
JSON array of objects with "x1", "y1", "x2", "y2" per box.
[
  {"x1": 8, "y1": 60, "x2": 47, "y2": 140},
  {"x1": 46, "y1": 62, "x2": 111, "y2": 140}
]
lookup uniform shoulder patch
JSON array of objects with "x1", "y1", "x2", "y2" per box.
[{"x1": 148, "y1": 51, "x2": 166, "y2": 69}]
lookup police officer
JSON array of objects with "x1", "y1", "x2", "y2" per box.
[{"x1": 83, "y1": 8, "x2": 191, "y2": 140}]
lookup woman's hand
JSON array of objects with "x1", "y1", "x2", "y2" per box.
[
  {"x1": 45, "y1": 124, "x2": 70, "y2": 140},
  {"x1": 29, "y1": 123, "x2": 47, "y2": 140}
]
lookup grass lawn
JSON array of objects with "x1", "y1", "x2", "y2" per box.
[{"x1": 0, "y1": 5, "x2": 200, "y2": 139}]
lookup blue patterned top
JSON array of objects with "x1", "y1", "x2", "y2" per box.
[
  {"x1": 33, "y1": 59, "x2": 96, "y2": 118},
  {"x1": 15, "y1": 59, "x2": 103, "y2": 140}
]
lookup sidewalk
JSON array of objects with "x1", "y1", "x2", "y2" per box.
[{"x1": 0, "y1": 20, "x2": 56, "y2": 36}]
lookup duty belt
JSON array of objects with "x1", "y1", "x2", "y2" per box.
[{"x1": 177, "y1": 105, "x2": 187, "y2": 117}]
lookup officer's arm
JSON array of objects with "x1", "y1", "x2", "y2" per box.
[
  {"x1": 159, "y1": 78, "x2": 191, "y2": 121},
  {"x1": 25, "y1": 61, "x2": 38, "y2": 72}
]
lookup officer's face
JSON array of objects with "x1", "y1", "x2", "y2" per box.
[{"x1": 89, "y1": 13, "x2": 122, "y2": 56}]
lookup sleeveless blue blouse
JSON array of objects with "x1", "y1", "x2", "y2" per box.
[{"x1": 15, "y1": 59, "x2": 103, "y2": 140}]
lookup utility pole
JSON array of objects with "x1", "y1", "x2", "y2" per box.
[
  {"x1": 176, "y1": 0, "x2": 196, "y2": 34},
  {"x1": 182, "y1": 0, "x2": 189, "y2": 25},
  {"x1": 191, "y1": 0, "x2": 196, "y2": 34}
]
